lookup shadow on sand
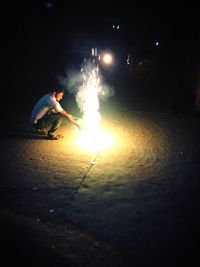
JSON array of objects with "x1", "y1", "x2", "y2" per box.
[{"x1": 3, "y1": 128, "x2": 48, "y2": 140}]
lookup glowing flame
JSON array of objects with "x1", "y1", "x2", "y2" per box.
[{"x1": 75, "y1": 62, "x2": 114, "y2": 152}]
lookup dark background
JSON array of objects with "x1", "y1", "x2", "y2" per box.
[
  {"x1": 1, "y1": 2, "x2": 200, "y2": 266},
  {"x1": 2, "y1": 1, "x2": 200, "y2": 118}
]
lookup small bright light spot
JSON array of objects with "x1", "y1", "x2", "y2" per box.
[
  {"x1": 102, "y1": 53, "x2": 113, "y2": 65},
  {"x1": 117, "y1": 25, "x2": 120, "y2": 29},
  {"x1": 112, "y1": 25, "x2": 115, "y2": 29},
  {"x1": 155, "y1": 41, "x2": 159, "y2": 46}
]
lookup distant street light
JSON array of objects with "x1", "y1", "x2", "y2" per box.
[{"x1": 101, "y1": 53, "x2": 113, "y2": 65}]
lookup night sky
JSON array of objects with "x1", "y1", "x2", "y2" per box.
[{"x1": 3, "y1": 1, "x2": 200, "y2": 115}]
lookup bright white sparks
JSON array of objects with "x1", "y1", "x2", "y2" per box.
[{"x1": 75, "y1": 62, "x2": 114, "y2": 152}]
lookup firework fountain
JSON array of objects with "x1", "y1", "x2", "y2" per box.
[{"x1": 75, "y1": 49, "x2": 114, "y2": 152}]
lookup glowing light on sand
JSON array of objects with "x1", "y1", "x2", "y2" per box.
[
  {"x1": 75, "y1": 62, "x2": 114, "y2": 152},
  {"x1": 76, "y1": 127, "x2": 114, "y2": 152}
]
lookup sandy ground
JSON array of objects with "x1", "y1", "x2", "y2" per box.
[{"x1": 1, "y1": 99, "x2": 200, "y2": 267}]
